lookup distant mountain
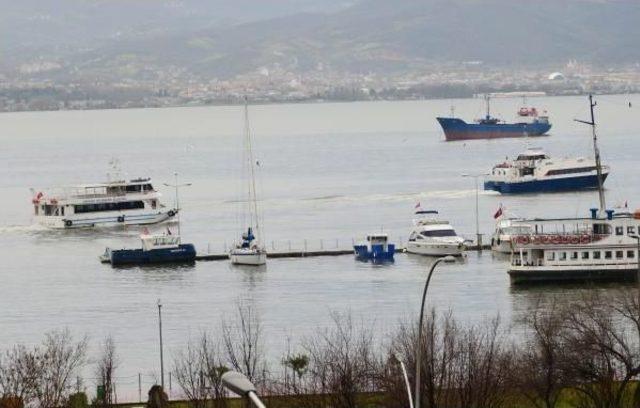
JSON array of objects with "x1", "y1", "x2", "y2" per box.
[{"x1": 3, "y1": 0, "x2": 640, "y2": 78}]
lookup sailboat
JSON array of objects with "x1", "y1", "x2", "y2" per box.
[{"x1": 229, "y1": 100, "x2": 267, "y2": 266}]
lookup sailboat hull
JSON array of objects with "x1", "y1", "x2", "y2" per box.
[{"x1": 229, "y1": 249, "x2": 267, "y2": 266}]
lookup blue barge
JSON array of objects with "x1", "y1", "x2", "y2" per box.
[{"x1": 102, "y1": 233, "x2": 196, "y2": 265}]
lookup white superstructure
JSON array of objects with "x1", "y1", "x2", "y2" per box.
[
  {"x1": 32, "y1": 178, "x2": 177, "y2": 229},
  {"x1": 491, "y1": 218, "x2": 533, "y2": 253},
  {"x1": 406, "y1": 210, "x2": 466, "y2": 256}
]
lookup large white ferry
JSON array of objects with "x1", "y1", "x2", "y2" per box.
[
  {"x1": 484, "y1": 148, "x2": 610, "y2": 194},
  {"x1": 508, "y1": 95, "x2": 638, "y2": 284},
  {"x1": 32, "y1": 177, "x2": 177, "y2": 229},
  {"x1": 509, "y1": 209, "x2": 640, "y2": 284}
]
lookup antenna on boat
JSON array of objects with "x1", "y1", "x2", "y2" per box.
[{"x1": 575, "y1": 94, "x2": 606, "y2": 216}]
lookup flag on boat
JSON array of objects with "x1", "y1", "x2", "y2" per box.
[{"x1": 493, "y1": 205, "x2": 503, "y2": 219}]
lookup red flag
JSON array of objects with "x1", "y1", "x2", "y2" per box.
[{"x1": 493, "y1": 205, "x2": 503, "y2": 219}]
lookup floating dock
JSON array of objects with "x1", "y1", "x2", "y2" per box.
[{"x1": 195, "y1": 244, "x2": 490, "y2": 262}]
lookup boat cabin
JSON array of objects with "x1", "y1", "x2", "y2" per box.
[{"x1": 141, "y1": 234, "x2": 181, "y2": 251}]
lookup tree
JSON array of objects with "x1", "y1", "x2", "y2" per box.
[
  {"x1": 221, "y1": 302, "x2": 266, "y2": 385},
  {"x1": 95, "y1": 336, "x2": 118, "y2": 408},
  {"x1": 33, "y1": 329, "x2": 88, "y2": 408}
]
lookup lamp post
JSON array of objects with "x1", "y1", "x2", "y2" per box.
[
  {"x1": 461, "y1": 173, "x2": 488, "y2": 250},
  {"x1": 391, "y1": 354, "x2": 414, "y2": 408},
  {"x1": 157, "y1": 299, "x2": 165, "y2": 390},
  {"x1": 415, "y1": 256, "x2": 456, "y2": 408},
  {"x1": 221, "y1": 371, "x2": 266, "y2": 408},
  {"x1": 163, "y1": 172, "x2": 192, "y2": 236}
]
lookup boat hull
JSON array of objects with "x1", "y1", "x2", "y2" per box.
[
  {"x1": 509, "y1": 267, "x2": 638, "y2": 285},
  {"x1": 106, "y1": 244, "x2": 196, "y2": 266},
  {"x1": 36, "y1": 210, "x2": 177, "y2": 229},
  {"x1": 406, "y1": 242, "x2": 464, "y2": 256},
  {"x1": 353, "y1": 244, "x2": 395, "y2": 263},
  {"x1": 230, "y1": 249, "x2": 267, "y2": 266},
  {"x1": 437, "y1": 117, "x2": 551, "y2": 141},
  {"x1": 484, "y1": 173, "x2": 608, "y2": 194}
]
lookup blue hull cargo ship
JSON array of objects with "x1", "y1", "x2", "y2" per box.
[{"x1": 437, "y1": 97, "x2": 551, "y2": 141}]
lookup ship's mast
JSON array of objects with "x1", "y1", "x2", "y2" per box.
[
  {"x1": 485, "y1": 94, "x2": 491, "y2": 119},
  {"x1": 243, "y1": 98, "x2": 262, "y2": 243},
  {"x1": 575, "y1": 94, "x2": 606, "y2": 215}
]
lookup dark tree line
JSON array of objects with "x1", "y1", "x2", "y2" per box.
[{"x1": 5, "y1": 293, "x2": 640, "y2": 408}]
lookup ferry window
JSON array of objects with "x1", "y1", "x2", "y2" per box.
[
  {"x1": 627, "y1": 250, "x2": 635, "y2": 259},
  {"x1": 570, "y1": 252, "x2": 578, "y2": 260},
  {"x1": 593, "y1": 251, "x2": 601, "y2": 259},
  {"x1": 605, "y1": 251, "x2": 612, "y2": 259},
  {"x1": 420, "y1": 230, "x2": 457, "y2": 237},
  {"x1": 616, "y1": 250, "x2": 624, "y2": 259},
  {"x1": 628, "y1": 227, "x2": 636, "y2": 235},
  {"x1": 582, "y1": 252, "x2": 590, "y2": 260},
  {"x1": 144, "y1": 184, "x2": 153, "y2": 191},
  {"x1": 615, "y1": 227, "x2": 624, "y2": 236},
  {"x1": 61, "y1": 207, "x2": 64, "y2": 216},
  {"x1": 151, "y1": 200, "x2": 157, "y2": 209},
  {"x1": 546, "y1": 252, "x2": 555, "y2": 261},
  {"x1": 126, "y1": 185, "x2": 142, "y2": 192},
  {"x1": 559, "y1": 252, "x2": 567, "y2": 261},
  {"x1": 593, "y1": 224, "x2": 611, "y2": 235}
]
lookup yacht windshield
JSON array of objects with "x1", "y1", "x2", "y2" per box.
[{"x1": 421, "y1": 230, "x2": 457, "y2": 237}]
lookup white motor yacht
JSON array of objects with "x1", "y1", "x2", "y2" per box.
[{"x1": 406, "y1": 210, "x2": 466, "y2": 256}]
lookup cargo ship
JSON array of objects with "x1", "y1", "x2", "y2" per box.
[{"x1": 437, "y1": 96, "x2": 552, "y2": 141}]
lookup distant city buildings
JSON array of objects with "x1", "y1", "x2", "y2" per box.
[{"x1": 1, "y1": 62, "x2": 639, "y2": 112}]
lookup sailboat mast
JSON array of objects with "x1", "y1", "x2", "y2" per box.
[
  {"x1": 576, "y1": 94, "x2": 606, "y2": 215},
  {"x1": 243, "y1": 99, "x2": 261, "y2": 241},
  {"x1": 589, "y1": 95, "x2": 606, "y2": 215}
]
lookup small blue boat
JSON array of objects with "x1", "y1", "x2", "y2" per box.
[
  {"x1": 102, "y1": 231, "x2": 196, "y2": 266},
  {"x1": 353, "y1": 234, "x2": 395, "y2": 263}
]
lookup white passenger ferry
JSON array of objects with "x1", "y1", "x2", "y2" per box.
[
  {"x1": 508, "y1": 95, "x2": 638, "y2": 284},
  {"x1": 484, "y1": 148, "x2": 610, "y2": 194},
  {"x1": 32, "y1": 177, "x2": 177, "y2": 229}
]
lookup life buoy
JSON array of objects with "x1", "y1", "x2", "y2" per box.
[
  {"x1": 561, "y1": 235, "x2": 570, "y2": 244},
  {"x1": 570, "y1": 236, "x2": 580, "y2": 245},
  {"x1": 540, "y1": 235, "x2": 549, "y2": 244},
  {"x1": 64, "y1": 220, "x2": 72, "y2": 227},
  {"x1": 581, "y1": 235, "x2": 591, "y2": 244},
  {"x1": 168, "y1": 210, "x2": 176, "y2": 217},
  {"x1": 516, "y1": 236, "x2": 530, "y2": 245},
  {"x1": 117, "y1": 216, "x2": 125, "y2": 223},
  {"x1": 551, "y1": 235, "x2": 561, "y2": 244}
]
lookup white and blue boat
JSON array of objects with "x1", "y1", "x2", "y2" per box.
[
  {"x1": 484, "y1": 148, "x2": 610, "y2": 194},
  {"x1": 353, "y1": 234, "x2": 395, "y2": 262},
  {"x1": 102, "y1": 230, "x2": 196, "y2": 266}
]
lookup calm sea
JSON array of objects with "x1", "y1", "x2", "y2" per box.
[{"x1": 1, "y1": 94, "x2": 639, "y2": 399}]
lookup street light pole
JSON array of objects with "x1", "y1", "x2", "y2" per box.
[
  {"x1": 462, "y1": 173, "x2": 488, "y2": 250},
  {"x1": 157, "y1": 299, "x2": 165, "y2": 390},
  {"x1": 163, "y1": 172, "x2": 192, "y2": 237},
  {"x1": 415, "y1": 256, "x2": 455, "y2": 408},
  {"x1": 221, "y1": 371, "x2": 266, "y2": 408}
]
